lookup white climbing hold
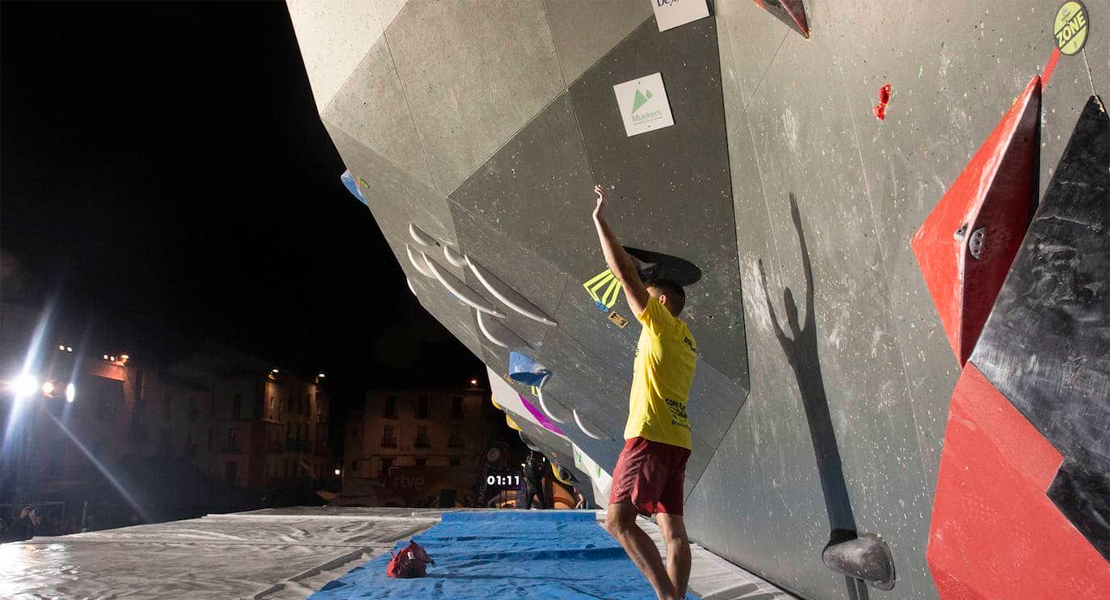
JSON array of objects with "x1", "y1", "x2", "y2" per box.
[
  {"x1": 466, "y1": 256, "x2": 558, "y2": 326},
  {"x1": 406, "y1": 245, "x2": 435, "y2": 278},
  {"x1": 573, "y1": 409, "x2": 611, "y2": 441},
  {"x1": 538, "y1": 389, "x2": 572, "y2": 424},
  {"x1": 443, "y1": 244, "x2": 467, "y2": 268},
  {"x1": 409, "y1": 223, "x2": 438, "y2": 247},
  {"x1": 423, "y1": 254, "x2": 506, "y2": 318}
]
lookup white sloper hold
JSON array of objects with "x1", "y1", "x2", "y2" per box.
[
  {"x1": 409, "y1": 223, "x2": 438, "y2": 247},
  {"x1": 422, "y1": 254, "x2": 506, "y2": 318},
  {"x1": 573, "y1": 409, "x2": 612, "y2": 441},
  {"x1": 537, "y1": 389, "x2": 571, "y2": 424},
  {"x1": 443, "y1": 244, "x2": 467, "y2": 268},
  {"x1": 406, "y1": 245, "x2": 435, "y2": 278},
  {"x1": 476, "y1": 310, "x2": 528, "y2": 349},
  {"x1": 465, "y1": 256, "x2": 558, "y2": 326}
]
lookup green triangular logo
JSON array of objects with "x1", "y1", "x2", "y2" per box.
[{"x1": 631, "y1": 89, "x2": 653, "y2": 113}]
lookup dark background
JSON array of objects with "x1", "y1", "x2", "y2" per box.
[{"x1": 0, "y1": 2, "x2": 484, "y2": 397}]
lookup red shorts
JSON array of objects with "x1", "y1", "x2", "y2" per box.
[{"x1": 609, "y1": 437, "x2": 691, "y2": 516}]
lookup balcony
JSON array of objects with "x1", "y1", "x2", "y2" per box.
[
  {"x1": 414, "y1": 439, "x2": 431, "y2": 449},
  {"x1": 448, "y1": 440, "x2": 464, "y2": 449},
  {"x1": 380, "y1": 439, "x2": 397, "y2": 449}
]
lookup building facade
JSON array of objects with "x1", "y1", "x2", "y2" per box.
[{"x1": 345, "y1": 388, "x2": 495, "y2": 482}]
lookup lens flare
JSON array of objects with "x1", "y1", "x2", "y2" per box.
[
  {"x1": 13, "y1": 374, "x2": 39, "y2": 398},
  {"x1": 65, "y1": 383, "x2": 77, "y2": 403}
]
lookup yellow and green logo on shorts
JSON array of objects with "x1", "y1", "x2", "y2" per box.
[{"x1": 1054, "y1": 1, "x2": 1089, "y2": 56}]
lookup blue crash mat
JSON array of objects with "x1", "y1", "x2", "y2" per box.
[{"x1": 308, "y1": 511, "x2": 697, "y2": 600}]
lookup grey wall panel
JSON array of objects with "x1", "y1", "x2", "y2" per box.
[
  {"x1": 567, "y1": 17, "x2": 748, "y2": 387},
  {"x1": 714, "y1": 1, "x2": 789, "y2": 112},
  {"x1": 449, "y1": 201, "x2": 568, "y2": 351},
  {"x1": 736, "y1": 32, "x2": 935, "y2": 600},
  {"x1": 322, "y1": 36, "x2": 433, "y2": 187},
  {"x1": 541, "y1": 0, "x2": 653, "y2": 85},
  {"x1": 324, "y1": 121, "x2": 458, "y2": 248},
  {"x1": 406, "y1": 266, "x2": 485, "y2": 360},
  {"x1": 449, "y1": 93, "x2": 600, "y2": 280},
  {"x1": 384, "y1": 0, "x2": 566, "y2": 194}
]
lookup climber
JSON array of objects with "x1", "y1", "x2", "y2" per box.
[{"x1": 592, "y1": 184, "x2": 697, "y2": 600}]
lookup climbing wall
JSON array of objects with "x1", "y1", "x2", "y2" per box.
[{"x1": 289, "y1": 1, "x2": 1109, "y2": 599}]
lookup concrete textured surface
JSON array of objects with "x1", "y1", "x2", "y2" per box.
[{"x1": 289, "y1": 1, "x2": 1109, "y2": 599}]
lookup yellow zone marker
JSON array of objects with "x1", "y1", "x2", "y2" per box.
[
  {"x1": 1054, "y1": 1, "x2": 1089, "y2": 56},
  {"x1": 583, "y1": 268, "x2": 623, "y2": 310}
]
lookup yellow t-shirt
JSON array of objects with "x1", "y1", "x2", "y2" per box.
[{"x1": 624, "y1": 296, "x2": 697, "y2": 450}]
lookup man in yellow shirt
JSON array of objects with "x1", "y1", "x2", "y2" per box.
[{"x1": 592, "y1": 184, "x2": 697, "y2": 600}]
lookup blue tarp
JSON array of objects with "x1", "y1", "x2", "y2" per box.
[{"x1": 309, "y1": 511, "x2": 697, "y2": 600}]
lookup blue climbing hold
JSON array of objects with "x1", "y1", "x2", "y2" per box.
[{"x1": 508, "y1": 351, "x2": 551, "y2": 387}]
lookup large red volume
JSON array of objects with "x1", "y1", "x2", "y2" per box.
[
  {"x1": 910, "y1": 76, "x2": 1040, "y2": 365},
  {"x1": 751, "y1": 0, "x2": 810, "y2": 38},
  {"x1": 927, "y1": 363, "x2": 1110, "y2": 599}
]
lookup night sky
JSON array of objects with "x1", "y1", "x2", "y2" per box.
[{"x1": 1, "y1": 2, "x2": 484, "y2": 394}]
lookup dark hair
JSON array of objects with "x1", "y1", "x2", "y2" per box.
[{"x1": 643, "y1": 274, "x2": 686, "y2": 315}]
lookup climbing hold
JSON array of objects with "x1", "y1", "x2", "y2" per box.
[
  {"x1": 508, "y1": 351, "x2": 552, "y2": 387},
  {"x1": 573, "y1": 409, "x2": 611, "y2": 441},
  {"x1": 752, "y1": 0, "x2": 810, "y2": 39},
  {"x1": 443, "y1": 244, "x2": 467, "y2": 268},
  {"x1": 538, "y1": 389, "x2": 572, "y2": 425},
  {"x1": 408, "y1": 223, "x2": 438, "y2": 247},
  {"x1": 423, "y1": 255, "x2": 507, "y2": 318},
  {"x1": 476, "y1": 310, "x2": 527, "y2": 349},
  {"x1": 466, "y1": 256, "x2": 558, "y2": 326},
  {"x1": 873, "y1": 84, "x2": 892, "y2": 121},
  {"x1": 340, "y1": 169, "x2": 368, "y2": 207},
  {"x1": 910, "y1": 75, "x2": 1041, "y2": 365},
  {"x1": 406, "y1": 245, "x2": 435, "y2": 278}
]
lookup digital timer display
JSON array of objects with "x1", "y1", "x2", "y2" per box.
[{"x1": 486, "y1": 475, "x2": 521, "y2": 486}]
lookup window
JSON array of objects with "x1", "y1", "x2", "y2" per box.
[
  {"x1": 415, "y1": 425, "x2": 430, "y2": 448},
  {"x1": 232, "y1": 394, "x2": 242, "y2": 420},
  {"x1": 380, "y1": 458, "x2": 393, "y2": 479},
  {"x1": 207, "y1": 428, "x2": 214, "y2": 451},
  {"x1": 96, "y1": 388, "x2": 114, "y2": 422},
  {"x1": 163, "y1": 392, "x2": 172, "y2": 422},
  {"x1": 224, "y1": 461, "x2": 238, "y2": 484},
  {"x1": 382, "y1": 395, "x2": 397, "y2": 419},
  {"x1": 268, "y1": 396, "x2": 276, "y2": 419},
  {"x1": 226, "y1": 428, "x2": 240, "y2": 452},
  {"x1": 451, "y1": 396, "x2": 464, "y2": 420},
  {"x1": 381, "y1": 425, "x2": 396, "y2": 448},
  {"x1": 188, "y1": 397, "x2": 198, "y2": 423},
  {"x1": 449, "y1": 458, "x2": 461, "y2": 467},
  {"x1": 416, "y1": 396, "x2": 430, "y2": 419},
  {"x1": 448, "y1": 428, "x2": 464, "y2": 449},
  {"x1": 415, "y1": 458, "x2": 427, "y2": 467},
  {"x1": 350, "y1": 460, "x2": 358, "y2": 472}
]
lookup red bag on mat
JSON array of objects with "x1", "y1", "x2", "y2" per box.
[{"x1": 386, "y1": 540, "x2": 435, "y2": 578}]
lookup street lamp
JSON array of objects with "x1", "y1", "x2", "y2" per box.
[
  {"x1": 334, "y1": 468, "x2": 341, "y2": 476},
  {"x1": 13, "y1": 374, "x2": 39, "y2": 399}
]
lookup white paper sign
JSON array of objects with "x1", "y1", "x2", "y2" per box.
[
  {"x1": 651, "y1": 0, "x2": 710, "y2": 32},
  {"x1": 613, "y1": 73, "x2": 674, "y2": 137}
]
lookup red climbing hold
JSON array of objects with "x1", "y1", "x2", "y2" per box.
[
  {"x1": 752, "y1": 0, "x2": 810, "y2": 39},
  {"x1": 910, "y1": 75, "x2": 1041, "y2": 365},
  {"x1": 873, "y1": 84, "x2": 892, "y2": 121}
]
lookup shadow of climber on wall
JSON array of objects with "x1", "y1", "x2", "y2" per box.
[{"x1": 758, "y1": 193, "x2": 896, "y2": 598}]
